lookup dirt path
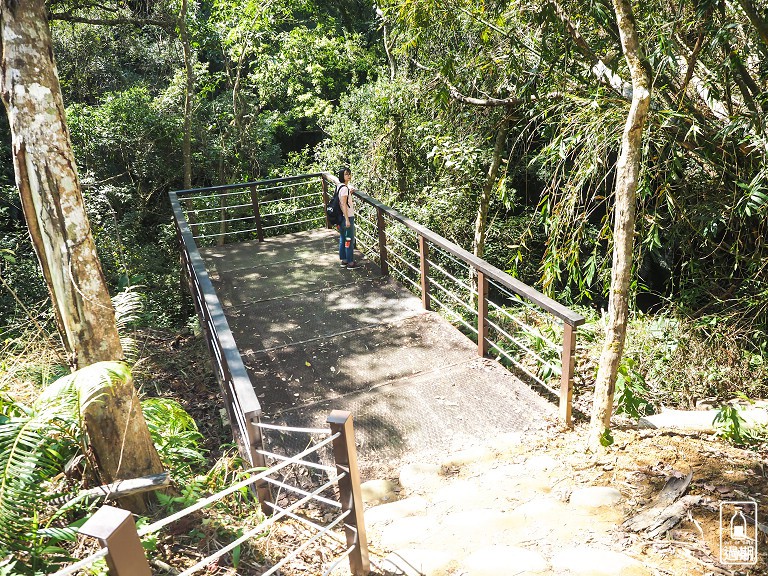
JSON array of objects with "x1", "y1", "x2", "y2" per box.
[{"x1": 357, "y1": 422, "x2": 767, "y2": 575}]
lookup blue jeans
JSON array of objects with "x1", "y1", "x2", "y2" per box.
[{"x1": 339, "y1": 217, "x2": 355, "y2": 263}]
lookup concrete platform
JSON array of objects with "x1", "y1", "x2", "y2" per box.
[{"x1": 200, "y1": 229, "x2": 555, "y2": 475}]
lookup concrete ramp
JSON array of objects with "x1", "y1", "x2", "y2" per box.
[{"x1": 200, "y1": 229, "x2": 555, "y2": 475}]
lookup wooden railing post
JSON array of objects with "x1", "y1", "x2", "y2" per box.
[
  {"x1": 321, "y1": 177, "x2": 330, "y2": 228},
  {"x1": 477, "y1": 270, "x2": 489, "y2": 357},
  {"x1": 246, "y1": 410, "x2": 273, "y2": 513},
  {"x1": 249, "y1": 185, "x2": 265, "y2": 242},
  {"x1": 327, "y1": 410, "x2": 370, "y2": 576},
  {"x1": 419, "y1": 234, "x2": 430, "y2": 310},
  {"x1": 79, "y1": 505, "x2": 151, "y2": 576},
  {"x1": 376, "y1": 207, "x2": 388, "y2": 276},
  {"x1": 560, "y1": 323, "x2": 576, "y2": 428}
]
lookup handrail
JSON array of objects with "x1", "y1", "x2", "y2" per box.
[
  {"x1": 319, "y1": 172, "x2": 583, "y2": 425},
  {"x1": 172, "y1": 171, "x2": 583, "y2": 429},
  {"x1": 353, "y1": 190, "x2": 585, "y2": 327},
  {"x1": 169, "y1": 187, "x2": 267, "y2": 496},
  {"x1": 49, "y1": 549, "x2": 109, "y2": 576},
  {"x1": 174, "y1": 172, "x2": 325, "y2": 196},
  {"x1": 169, "y1": 192, "x2": 261, "y2": 418},
  {"x1": 64, "y1": 412, "x2": 369, "y2": 576}
]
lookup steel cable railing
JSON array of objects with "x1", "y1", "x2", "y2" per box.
[
  {"x1": 59, "y1": 412, "x2": 370, "y2": 576},
  {"x1": 49, "y1": 549, "x2": 109, "y2": 576},
  {"x1": 171, "y1": 171, "x2": 583, "y2": 428},
  {"x1": 333, "y1": 179, "x2": 585, "y2": 424},
  {"x1": 329, "y1": 175, "x2": 580, "y2": 404}
]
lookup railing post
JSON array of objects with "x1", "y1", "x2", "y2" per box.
[
  {"x1": 249, "y1": 185, "x2": 265, "y2": 242},
  {"x1": 560, "y1": 323, "x2": 576, "y2": 428},
  {"x1": 477, "y1": 270, "x2": 489, "y2": 357},
  {"x1": 218, "y1": 193, "x2": 228, "y2": 246},
  {"x1": 327, "y1": 410, "x2": 370, "y2": 576},
  {"x1": 321, "y1": 177, "x2": 331, "y2": 228},
  {"x1": 246, "y1": 410, "x2": 273, "y2": 513},
  {"x1": 79, "y1": 505, "x2": 151, "y2": 576},
  {"x1": 419, "y1": 234, "x2": 430, "y2": 311},
  {"x1": 376, "y1": 207, "x2": 388, "y2": 277},
  {"x1": 183, "y1": 199, "x2": 200, "y2": 239}
]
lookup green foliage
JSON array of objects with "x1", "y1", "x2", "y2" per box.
[
  {"x1": 67, "y1": 86, "x2": 181, "y2": 194},
  {"x1": 0, "y1": 356, "x2": 213, "y2": 573},
  {"x1": 576, "y1": 310, "x2": 768, "y2": 416},
  {"x1": 0, "y1": 362, "x2": 126, "y2": 573},
  {"x1": 614, "y1": 358, "x2": 655, "y2": 420},
  {"x1": 713, "y1": 403, "x2": 748, "y2": 445},
  {"x1": 599, "y1": 427, "x2": 614, "y2": 447},
  {"x1": 142, "y1": 397, "x2": 206, "y2": 481}
]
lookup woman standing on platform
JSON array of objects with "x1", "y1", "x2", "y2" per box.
[{"x1": 337, "y1": 166, "x2": 359, "y2": 269}]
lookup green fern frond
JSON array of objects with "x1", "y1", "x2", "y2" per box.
[
  {"x1": 0, "y1": 416, "x2": 73, "y2": 556},
  {"x1": 112, "y1": 288, "x2": 144, "y2": 363},
  {"x1": 142, "y1": 398, "x2": 206, "y2": 480},
  {"x1": 0, "y1": 362, "x2": 128, "y2": 570}
]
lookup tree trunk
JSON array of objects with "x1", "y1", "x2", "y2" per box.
[
  {"x1": 589, "y1": 0, "x2": 651, "y2": 450},
  {"x1": 473, "y1": 119, "x2": 509, "y2": 261},
  {"x1": 470, "y1": 118, "x2": 509, "y2": 300},
  {"x1": 179, "y1": 0, "x2": 194, "y2": 189},
  {"x1": 392, "y1": 116, "x2": 409, "y2": 199},
  {"x1": 736, "y1": 0, "x2": 768, "y2": 55},
  {"x1": 0, "y1": 0, "x2": 163, "y2": 511}
]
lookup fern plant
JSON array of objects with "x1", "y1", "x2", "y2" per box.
[
  {"x1": 0, "y1": 362, "x2": 126, "y2": 574},
  {"x1": 112, "y1": 287, "x2": 144, "y2": 363},
  {"x1": 142, "y1": 397, "x2": 206, "y2": 481}
]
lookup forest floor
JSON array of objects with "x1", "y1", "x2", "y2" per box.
[{"x1": 137, "y1": 330, "x2": 768, "y2": 575}]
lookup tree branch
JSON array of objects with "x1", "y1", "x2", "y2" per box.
[
  {"x1": 410, "y1": 58, "x2": 525, "y2": 107},
  {"x1": 546, "y1": 0, "x2": 629, "y2": 97},
  {"x1": 736, "y1": 0, "x2": 768, "y2": 55},
  {"x1": 48, "y1": 13, "x2": 174, "y2": 29}
]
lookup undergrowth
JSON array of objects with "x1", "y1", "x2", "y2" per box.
[
  {"x1": 575, "y1": 306, "x2": 768, "y2": 447},
  {"x1": 0, "y1": 293, "x2": 242, "y2": 574},
  {"x1": 2, "y1": 285, "x2": 768, "y2": 573}
]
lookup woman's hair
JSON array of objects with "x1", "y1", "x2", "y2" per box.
[{"x1": 337, "y1": 166, "x2": 351, "y2": 182}]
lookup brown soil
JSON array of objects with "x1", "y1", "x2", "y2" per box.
[{"x1": 532, "y1": 422, "x2": 768, "y2": 575}]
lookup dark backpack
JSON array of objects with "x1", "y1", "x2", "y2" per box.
[{"x1": 326, "y1": 184, "x2": 347, "y2": 225}]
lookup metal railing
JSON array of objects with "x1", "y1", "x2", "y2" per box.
[
  {"x1": 349, "y1": 187, "x2": 585, "y2": 425},
  {"x1": 170, "y1": 184, "x2": 271, "y2": 505},
  {"x1": 172, "y1": 173, "x2": 326, "y2": 247},
  {"x1": 168, "y1": 176, "x2": 371, "y2": 574},
  {"x1": 170, "y1": 172, "x2": 585, "y2": 426},
  {"x1": 52, "y1": 411, "x2": 369, "y2": 576}
]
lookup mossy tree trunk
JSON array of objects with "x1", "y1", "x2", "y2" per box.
[{"x1": 0, "y1": 0, "x2": 163, "y2": 511}]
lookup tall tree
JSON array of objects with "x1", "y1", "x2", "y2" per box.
[
  {"x1": 178, "y1": 0, "x2": 194, "y2": 189},
  {"x1": 0, "y1": 0, "x2": 163, "y2": 510},
  {"x1": 589, "y1": 0, "x2": 651, "y2": 449},
  {"x1": 473, "y1": 117, "x2": 510, "y2": 262}
]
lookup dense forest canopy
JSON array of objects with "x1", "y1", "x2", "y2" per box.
[{"x1": 0, "y1": 0, "x2": 766, "y2": 390}]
